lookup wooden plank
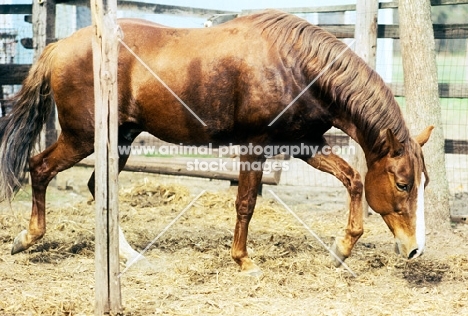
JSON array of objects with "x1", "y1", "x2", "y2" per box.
[
  {"x1": 204, "y1": 13, "x2": 239, "y2": 27},
  {"x1": 372, "y1": 0, "x2": 468, "y2": 9},
  {"x1": 0, "y1": 4, "x2": 32, "y2": 14},
  {"x1": 375, "y1": 0, "x2": 468, "y2": 8},
  {"x1": 450, "y1": 215, "x2": 467, "y2": 223},
  {"x1": 32, "y1": 0, "x2": 55, "y2": 61},
  {"x1": 0, "y1": 64, "x2": 30, "y2": 85},
  {"x1": 379, "y1": 1, "x2": 399, "y2": 9},
  {"x1": 324, "y1": 133, "x2": 350, "y2": 148},
  {"x1": 77, "y1": 156, "x2": 283, "y2": 185},
  {"x1": 387, "y1": 82, "x2": 406, "y2": 97},
  {"x1": 276, "y1": 0, "x2": 468, "y2": 11},
  {"x1": 118, "y1": 1, "x2": 237, "y2": 16},
  {"x1": 45, "y1": 1, "x2": 57, "y2": 149},
  {"x1": 433, "y1": 24, "x2": 468, "y2": 40},
  {"x1": 14, "y1": 0, "x2": 236, "y2": 17},
  {"x1": 0, "y1": 85, "x2": 5, "y2": 117},
  {"x1": 320, "y1": 24, "x2": 468, "y2": 39},
  {"x1": 355, "y1": 0, "x2": 378, "y2": 69},
  {"x1": 431, "y1": 0, "x2": 468, "y2": 5},
  {"x1": 353, "y1": 0, "x2": 379, "y2": 216},
  {"x1": 33, "y1": 0, "x2": 58, "y2": 151},
  {"x1": 318, "y1": 25, "x2": 397, "y2": 39},
  {"x1": 243, "y1": 0, "x2": 468, "y2": 14},
  {"x1": 319, "y1": 25, "x2": 355, "y2": 38},
  {"x1": 387, "y1": 82, "x2": 468, "y2": 98},
  {"x1": 91, "y1": 0, "x2": 122, "y2": 313},
  {"x1": 242, "y1": 4, "x2": 356, "y2": 15},
  {"x1": 445, "y1": 139, "x2": 468, "y2": 154},
  {"x1": 438, "y1": 83, "x2": 468, "y2": 98},
  {"x1": 57, "y1": 0, "x2": 236, "y2": 17}
]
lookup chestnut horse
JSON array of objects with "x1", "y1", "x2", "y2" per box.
[{"x1": 0, "y1": 11, "x2": 432, "y2": 274}]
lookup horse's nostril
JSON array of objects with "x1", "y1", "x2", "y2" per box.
[{"x1": 408, "y1": 249, "x2": 419, "y2": 259}]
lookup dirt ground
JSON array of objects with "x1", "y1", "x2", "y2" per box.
[{"x1": 1, "y1": 166, "x2": 467, "y2": 315}]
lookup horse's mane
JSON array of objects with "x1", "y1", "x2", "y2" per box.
[{"x1": 249, "y1": 10, "x2": 409, "y2": 157}]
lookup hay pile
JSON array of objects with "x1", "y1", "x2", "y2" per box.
[
  {"x1": 1, "y1": 172, "x2": 468, "y2": 315},
  {"x1": 120, "y1": 182, "x2": 191, "y2": 208}
]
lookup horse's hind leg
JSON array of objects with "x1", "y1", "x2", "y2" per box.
[
  {"x1": 87, "y1": 128, "x2": 144, "y2": 266},
  {"x1": 86, "y1": 123, "x2": 141, "y2": 196},
  {"x1": 11, "y1": 133, "x2": 94, "y2": 254},
  {"x1": 301, "y1": 148, "x2": 364, "y2": 266},
  {"x1": 231, "y1": 154, "x2": 265, "y2": 275}
]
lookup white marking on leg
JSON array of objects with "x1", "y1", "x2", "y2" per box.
[
  {"x1": 119, "y1": 190, "x2": 206, "y2": 277},
  {"x1": 119, "y1": 225, "x2": 143, "y2": 266},
  {"x1": 415, "y1": 172, "x2": 426, "y2": 257}
]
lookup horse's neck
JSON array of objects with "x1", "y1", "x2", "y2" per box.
[
  {"x1": 298, "y1": 33, "x2": 409, "y2": 164},
  {"x1": 332, "y1": 117, "x2": 374, "y2": 160},
  {"x1": 331, "y1": 95, "x2": 409, "y2": 166}
]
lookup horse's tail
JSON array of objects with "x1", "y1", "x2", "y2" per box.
[{"x1": 0, "y1": 42, "x2": 58, "y2": 201}]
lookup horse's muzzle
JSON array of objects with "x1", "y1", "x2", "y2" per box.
[
  {"x1": 394, "y1": 241, "x2": 424, "y2": 260},
  {"x1": 408, "y1": 248, "x2": 423, "y2": 259}
]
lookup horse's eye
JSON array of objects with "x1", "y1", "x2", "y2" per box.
[{"x1": 396, "y1": 183, "x2": 408, "y2": 192}]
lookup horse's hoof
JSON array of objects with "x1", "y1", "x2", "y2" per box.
[
  {"x1": 240, "y1": 264, "x2": 262, "y2": 277},
  {"x1": 11, "y1": 230, "x2": 29, "y2": 255},
  {"x1": 125, "y1": 255, "x2": 151, "y2": 269},
  {"x1": 330, "y1": 240, "x2": 347, "y2": 267}
]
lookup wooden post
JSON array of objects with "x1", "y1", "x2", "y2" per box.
[
  {"x1": 32, "y1": 0, "x2": 57, "y2": 150},
  {"x1": 354, "y1": 0, "x2": 378, "y2": 67},
  {"x1": 352, "y1": 0, "x2": 378, "y2": 217},
  {"x1": 399, "y1": 0, "x2": 450, "y2": 224},
  {"x1": 91, "y1": 0, "x2": 121, "y2": 314},
  {"x1": 0, "y1": 86, "x2": 4, "y2": 117}
]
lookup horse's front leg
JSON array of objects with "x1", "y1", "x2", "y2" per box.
[
  {"x1": 301, "y1": 149, "x2": 364, "y2": 266},
  {"x1": 231, "y1": 154, "x2": 265, "y2": 275}
]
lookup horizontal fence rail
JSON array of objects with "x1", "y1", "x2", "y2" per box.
[{"x1": 320, "y1": 24, "x2": 468, "y2": 40}]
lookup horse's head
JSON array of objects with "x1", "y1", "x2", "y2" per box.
[{"x1": 365, "y1": 126, "x2": 434, "y2": 260}]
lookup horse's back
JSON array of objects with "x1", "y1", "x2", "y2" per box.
[{"x1": 49, "y1": 12, "x2": 332, "y2": 145}]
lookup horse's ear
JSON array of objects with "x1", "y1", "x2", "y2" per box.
[
  {"x1": 386, "y1": 129, "x2": 404, "y2": 157},
  {"x1": 414, "y1": 125, "x2": 434, "y2": 147}
]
